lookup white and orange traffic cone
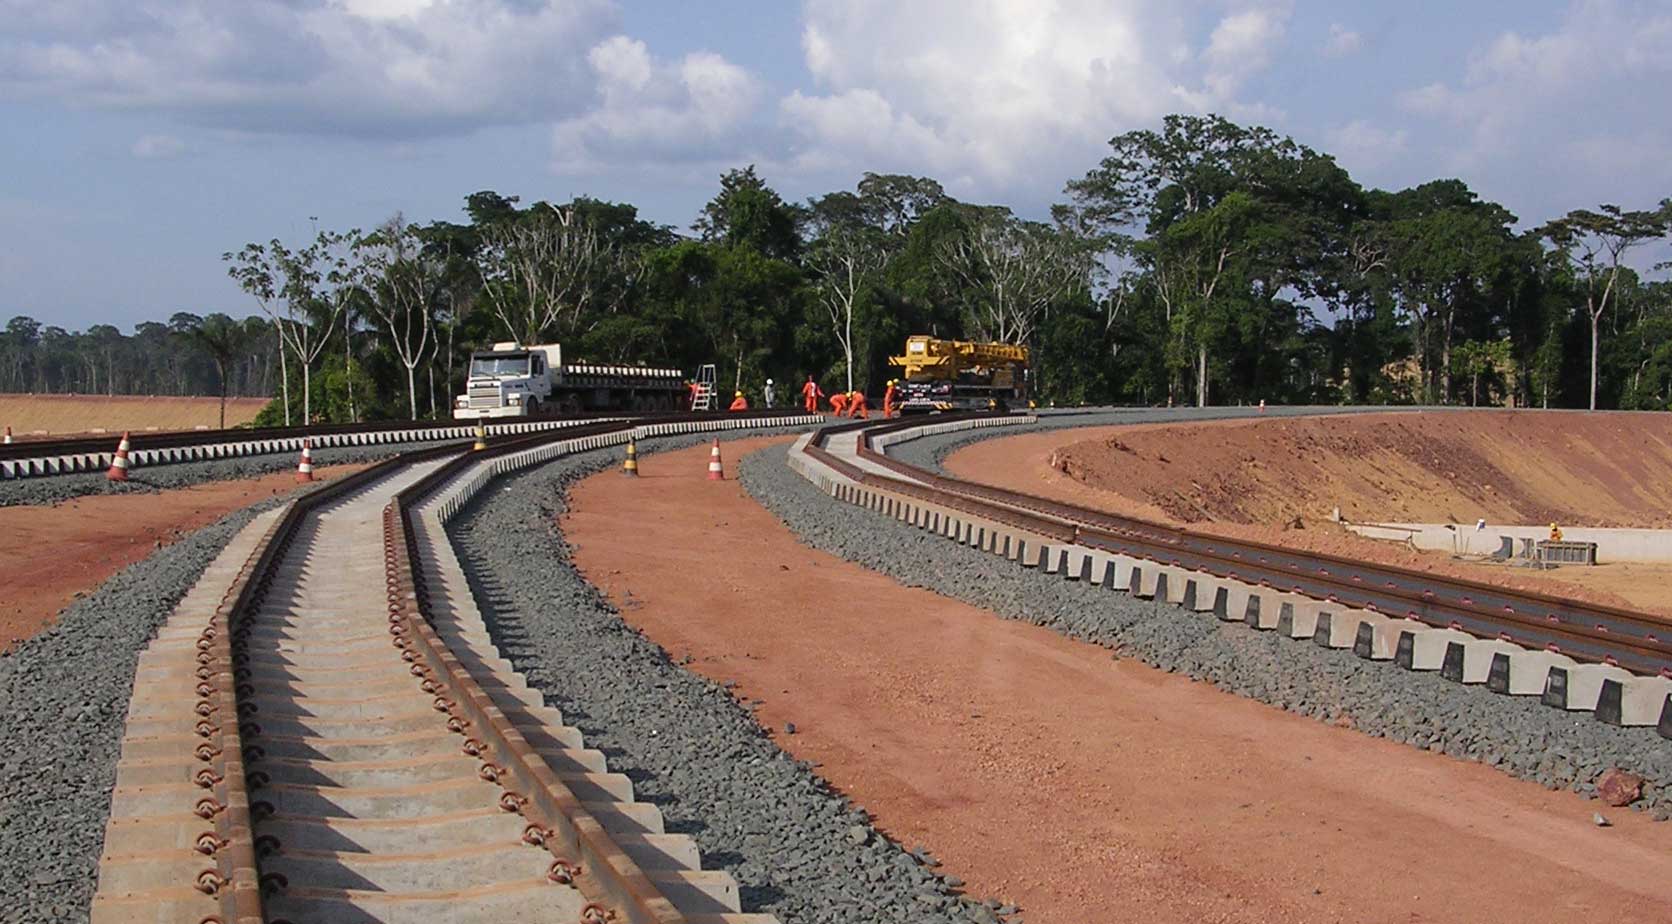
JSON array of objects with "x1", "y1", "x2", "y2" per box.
[
  {"x1": 296, "y1": 439, "x2": 314, "y2": 483},
  {"x1": 2, "y1": 426, "x2": 11, "y2": 445},
  {"x1": 106, "y1": 431, "x2": 131, "y2": 482},
  {"x1": 1258, "y1": 399, "x2": 1266, "y2": 414},
  {"x1": 706, "y1": 439, "x2": 724, "y2": 481}
]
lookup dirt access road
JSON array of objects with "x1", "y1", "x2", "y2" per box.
[
  {"x1": 0, "y1": 464, "x2": 365, "y2": 650},
  {"x1": 948, "y1": 412, "x2": 1672, "y2": 616},
  {"x1": 565, "y1": 437, "x2": 1672, "y2": 924}
]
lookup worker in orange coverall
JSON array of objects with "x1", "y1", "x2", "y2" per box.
[
  {"x1": 728, "y1": 390, "x2": 749, "y2": 412},
  {"x1": 846, "y1": 390, "x2": 869, "y2": 419},
  {"x1": 829, "y1": 391, "x2": 848, "y2": 416},
  {"x1": 801, "y1": 376, "x2": 823, "y2": 413},
  {"x1": 686, "y1": 380, "x2": 702, "y2": 410},
  {"x1": 882, "y1": 379, "x2": 899, "y2": 417}
]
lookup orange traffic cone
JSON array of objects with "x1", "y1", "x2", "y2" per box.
[
  {"x1": 106, "y1": 431, "x2": 131, "y2": 482},
  {"x1": 296, "y1": 439, "x2": 314, "y2": 483},
  {"x1": 706, "y1": 440, "x2": 724, "y2": 481}
]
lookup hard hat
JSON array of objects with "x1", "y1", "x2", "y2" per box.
[
  {"x1": 1550, "y1": 522, "x2": 1557, "y2": 528},
  {"x1": 735, "y1": 390, "x2": 743, "y2": 397},
  {"x1": 766, "y1": 378, "x2": 773, "y2": 385}
]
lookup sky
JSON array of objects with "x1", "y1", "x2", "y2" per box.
[{"x1": 2, "y1": 0, "x2": 1670, "y2": 330}]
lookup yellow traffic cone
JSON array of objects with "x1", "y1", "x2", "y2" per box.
[
  {"x1": 473, "y1": 419, "x2": 488, "y2": 451},
  {"x1": 623, "y1": 438, "x2": 639, "y2": 476}
]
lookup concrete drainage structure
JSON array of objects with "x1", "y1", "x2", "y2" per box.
[{"x1": 788, "y1": 415, "x2": 1672, "y2": 738}]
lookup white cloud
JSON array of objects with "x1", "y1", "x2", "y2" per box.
[
  {"x1": 130, "y1": 133, "x2": 184, "y2": 158},
  {"x1": 1324, "y1": 119, "x2": 1407, "y2": 172},
  {"x1": 0, "y1": 1, "x2": 617, "y2": 137},
  {"x1": 552, "y1": 36, "x2": 763, "y2": 172},
  {"x1": 1395, "y1": 0, "x2": 1672, "y2": 176},
  {"x1": 1201, "y1": 6, "x2": 1290, "y2": 98},
  {"x1": 1323, "y1": 23, "x2": 1362, "y2": 58},
  {"x1": 780, "y1": 0, "x2": 1293, "y2": 198}
]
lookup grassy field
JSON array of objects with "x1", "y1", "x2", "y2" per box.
[{"x1": 0, "y1": 394, "x2": 269, "y2": 437}]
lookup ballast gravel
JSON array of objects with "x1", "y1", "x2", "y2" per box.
[
  {"x1": 0, "y1": 495, "x2": 294, "y2": 924},
  {"x1": 448, "y1": 431, "x2": 1009, "y2": 924},
  {"x1": 0, "y1": 437, "x2": 458, "y2": 508},
  {"x1": 739, "y1": 441, "x2": 1672, "y2": 821}
]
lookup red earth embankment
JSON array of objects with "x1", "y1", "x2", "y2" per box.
[
  {"x1": 1052, "y1": 410, "x2": 1672, "y2": 529},
  {"x1": 946, "y1": 411, "x2": 1672, "y2": 615}
]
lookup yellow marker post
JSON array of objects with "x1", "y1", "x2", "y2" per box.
[
  {"x1": 623, "y1": 437, "x2": 639, "y2": 476},
  {"x1": 473, "y1": 419, "x2": 488, "y2": 451}
]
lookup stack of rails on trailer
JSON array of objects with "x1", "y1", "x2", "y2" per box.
[{"x1": 455, "y1": 342, "x2": 686, "y2": 418}]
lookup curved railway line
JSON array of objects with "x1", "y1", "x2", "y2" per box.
[
  {"x1": 793, "y1": 414, "x2": 1672, "y2": 733},
  {"x1": 0, "y1": 411, "x2": 738, "y2": 480},
  {"x1": 88, "y1": 415, "x2": 808, "y2": 924}
]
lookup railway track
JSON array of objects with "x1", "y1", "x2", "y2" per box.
[
  {"x1": 0, "y1": 409, "x2": 814, "y2": 479},
  {"x1": 89, "y1": 418, "x2": 802, "y2": 923},
  {"x1": 793, "y1": 415, "x2": 1672, "y2": 732}
]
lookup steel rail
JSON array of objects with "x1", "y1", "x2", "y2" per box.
[
  {"x1": 0, "y1": 408, "x2": 815, "y2": 462},
  {"x1": 386, "y1": 421, "x2": 690, "y2": 923},
  {"x1": 806, "y1": 416, "x2": 1672, "y2": 678},
  {"x1": 186, "y1": 412, "x2": 771, "y2": 921}
]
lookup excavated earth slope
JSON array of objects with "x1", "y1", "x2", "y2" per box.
[
  {"x1": 946, "y1": 410, "x2": 1672, "y2": 615},
  {"x1": 1050, "y1": 410, "x2": 1672, "y2": 528}
]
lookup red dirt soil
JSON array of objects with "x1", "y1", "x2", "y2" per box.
[
  {"x1": 1051, "y1": 410, "x2": 1672, "y2": 528},
  {"x1": 0, "y1": 393, "x2": 268, "y2": 436},
  {"x1": 0, "y1": 464, "x2": 367, "y2": 650},
  {"x1": 565, "y1": 437, "x2": 1672, "y2": 924},
  {"x1": 947, "y1": 413, "x2": 1672, "y2": 616}
]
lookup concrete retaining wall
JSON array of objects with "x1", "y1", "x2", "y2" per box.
[{"x1": 1347, "y1": 521, "x2": 1672, "y2": 564}]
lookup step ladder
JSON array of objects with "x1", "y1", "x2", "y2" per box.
[{"x1": 691, "y1": 363, "x2": 717, "y2": 411}]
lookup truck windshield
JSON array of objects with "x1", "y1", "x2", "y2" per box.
[{"x1": 470, "y1": 356, "x2": 528, "y2": 377}]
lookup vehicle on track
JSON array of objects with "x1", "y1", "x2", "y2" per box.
[
  {"x1": 889, "y1": 335, "x2": 1030, "y2": 413},
  {"x1": 454, "y1": 341, "x2": 685, "y2": 418}
]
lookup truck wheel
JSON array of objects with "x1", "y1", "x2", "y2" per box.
[{"x1": 524, "y1": 398, "x2": 541, "y2": 417}]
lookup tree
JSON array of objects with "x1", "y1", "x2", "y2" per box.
[
  {"x1": 806, "y1": 223, "x2": 887, "y2": 392},
  {"x1": 475, "y1": 204, "x2": 609, "y2": 346},
  {"x1": 359, "y1": 218, "x2": 442, "y2": 419},
  {"x1": 1148, "y1": 191, "x2": 1263, "y2": 406},
  {"x1": 694, "y1": 165, "x2": 803, "y2": 260},
  {"x1": 936, "y1": 209, "x2": 1089, "y2": 347},
  {"x1": 180, "y1": 314, "x2": 245, "y2": 427},
  {"x1": 1539, "y1": 203, "x2": 1669, "y2": 409},
  {"x1": 223, "y1": 235, "x2": 350, "y2": 425},
  {"x1": 1059, "y1": 114, "x2": 1327, "y2": 405},
  {"x1": 1381, "y1": 188, "x2": 1517, "y2": 404}
]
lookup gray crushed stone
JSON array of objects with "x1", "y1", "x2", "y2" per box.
[
  {"x1": 0, "y1": 494, "x2": 297, "y2": 924},
  {"x1": 739, "y1": 441, "x2": 1672, "y2": 822},
  {"x1": 0, "y1": 438, "x2": 466, "y2": 508},
  {"x1": 447, "y1": 428, "x2": 1010, "y2": 923}
]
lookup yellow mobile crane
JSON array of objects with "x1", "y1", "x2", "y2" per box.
[{"x1": 889, "y1": 335, "x2": 1030, "y2": 413}]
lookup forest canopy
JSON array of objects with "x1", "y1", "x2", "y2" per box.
[{"x1": 4, "y1": 114, "x2": 1670, "y2": 424}]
